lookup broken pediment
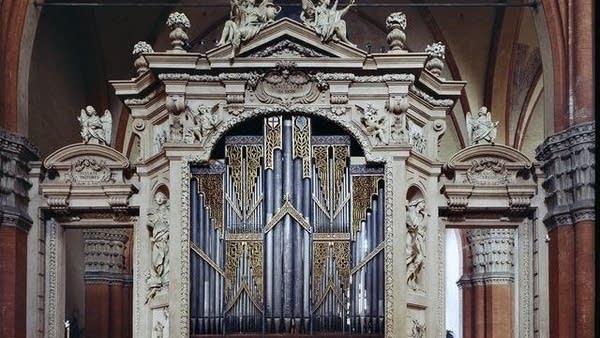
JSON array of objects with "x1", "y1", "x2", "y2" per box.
[{"x1": 206, "y1": 18, "x2": 367, "y2": 60}]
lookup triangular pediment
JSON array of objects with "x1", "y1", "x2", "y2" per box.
[{"x1": 206, "y1": 18, "x2": 367, "y2": 59}]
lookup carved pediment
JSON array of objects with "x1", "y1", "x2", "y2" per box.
[{"x1": 207, "y1": 18, "x2": 366, "y2": 60}]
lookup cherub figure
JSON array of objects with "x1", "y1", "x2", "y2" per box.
[
  {"x1": 466, "y1": 106, "x2": 498, "y2": 145},
  {"x1": 217, "y1": 0, "x2": 277, "y2": 57},
  {"x1": 77, "y1": 106, "x2": 112, "y2": 145},
  {"x1": 361, "y1": 104, "x2": 388, "y2": 144},
  {"x1": 301, "y1": 0, "x2": 356, "y2": 46}
]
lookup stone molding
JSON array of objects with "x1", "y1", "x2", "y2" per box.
[
  {"x1": 0, "y1": 128, "x2": 39, "y2": 231},
  {"x1": 84, "y1": 271, "x2": 133, "y2": 285},
  {"x1": 535, "y1": 122, "x2": 595, "y2": 230}
]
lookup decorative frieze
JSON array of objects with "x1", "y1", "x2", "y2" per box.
[{"x1": 535, "y1": 122, "x2": 595, "y2": 228}]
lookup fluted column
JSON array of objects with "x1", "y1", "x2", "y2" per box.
[
  {"x1": 536, "y1": 121, "x2": 595, "y2": 338},
  {"x1": 83, "y1": 229, "x2": 132, "y2": 338},
  {"x1": 0, "y1": 128, "x2": 38, "y2": 338},
  {"x1": 460, "y1": 229, "x2": 516, "y2": 338}
]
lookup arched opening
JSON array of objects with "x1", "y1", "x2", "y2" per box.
[{"x1": 189, "y1": 114, "x2": 385, "y2": 336}]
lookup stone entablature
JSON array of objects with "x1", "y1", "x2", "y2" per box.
[
  {"x1": 535, "y1": 121, "x2": 595, "y2": 228},
  {"x1": 40, "y1": 143, "x2": 137, "y2": 213},
  {"x1": 440, "y1": 144, "x2": 539, "y2": 216}
]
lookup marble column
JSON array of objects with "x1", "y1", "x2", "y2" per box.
[
  {"x1": 83, "y1": 229, "x2": 133, "y2": 338},
  {"x1": 0, "y1": 128, "x2": 38, "y2": 338},
  {"x1": 460, "y1": 229, "x2": 516, "y2": 338},
  {"x1": 536, "y1": 121, "x2": 595, "y2": 338}
]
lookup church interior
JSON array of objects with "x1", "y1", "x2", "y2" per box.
[{"x1": 0, "y1": 1, "x2": 594, "y2": 338}]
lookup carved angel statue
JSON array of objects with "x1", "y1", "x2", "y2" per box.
[
  {"x1": 148, "y1": 191, "x2": 170, "y2": 283},
  {"x1": 301, "y1": 0, "x2": 356, "y2": 46},
  {"x1": 78, "y1": 106, "x2": 112, "y2": 145},
  {"x1": 217, "y1": 0, "x2": 280, "y2": 56},
  {"x1": 361, "y1": 104, "x2": 388, "y2": 144},
  {"x1": 466, "y1": 106, "x2": 498, "y2": 145},
  {"x1": 406, "y1": 198, "x2": 426, "y2": 291}
]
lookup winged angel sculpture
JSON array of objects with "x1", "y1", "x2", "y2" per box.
[
  {"x1": 466, "y1": 106, "x2": 498, "y2": 145},
  {"x1": 301, "y1": 0, "x2": 356, "y2": 46},
  {"x1": 217, "y1": 0, "x2": 281, "y2": 56},
  {"x1": 78, "y1": 105, "x2": 112, "y2": 145}
]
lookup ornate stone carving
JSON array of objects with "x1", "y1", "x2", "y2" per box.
[
  {"x1": 247, "y1": 39, "x2": 326, "y2": 57},
  {"x1": 301, "y1": 0, "x2": 356, "y2": 46},
  {"x1": 466, "y1": 106, "x2": 498, "y2": 145},
  {"x1": 166, "y1": 12, "x2": 190, "y2": 51},
  {"x1": 425, "y1": 42, "x2": 445, "y2": 77},
  {"x1": 65, "y1": 158, "x2": 112, "y2": 184},
  {"x1": 386, "y1": 12, "x2": 407, "y2": 53},
  {"x1": 132, "y1": 41, "x2": 154, "y2": 75},
  {"x1": 78, "y1": 106, "x2": 112, "y2": 145},
  {"x1": 252, "y1": 61, "x2": 322, "y2": 106},
  {"x1": 406, "y1": 198, "x2": 426, "y2": 291},
  {"x1": 83, "y1": 229, "x2": 129, "y2": 277},
  {"x1": 536, "y1": 122, "x2": 595, "y2": 228},
  {"x1": 0, "y1": 128, "x2": 38, "y2": 230},
  {"x1": 465, "y1": 158, "x2": 509, "y2": 185},
  {"x1": 466, "y1": 229, "x2": 515, "y2": 284},
  {"x1": 408, "y1": 121, "x2": 426, "y2": 153},
  {"x1": 389, "y1": 113, "x2": 408, "y2": 143},
  {"x1": 146, "y1": 191, "x2": 170, "y2": 303},
  {"x1": 217, "y1": 0, "x2": 278, "y2": 56},
  {"x1": 359, "y1": 104, "x2": 388, "y2": 145},
  {"x1": 182, "y1": 104, "x2": 222, "y2": 144},
  {"x1": 408, "y1": 317, "x2": 426, "y2": 338}
]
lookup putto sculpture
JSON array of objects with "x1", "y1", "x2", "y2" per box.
[
  {"x1": 406, "y1": 198, "x2": 426, "y2": 291},
  {"x1": 301, "y1": 0, "x2": 356, "y2": 46},
  {"x1": 466, "y1": 106, "x2": 498, "y2": 145},
  {"x1": 360, "y1": 104, "x2": 388, "y2": 144},
  {"x1": 77, "y1": 106, "x2": 112, "y2": 145},
  {"x1": 217, "y1": 0, "x2": 281, "y2": 57}
]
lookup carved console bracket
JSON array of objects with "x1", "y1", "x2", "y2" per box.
[{"x1": 535, "y1": 122, "x2": 595, "y2": 229}]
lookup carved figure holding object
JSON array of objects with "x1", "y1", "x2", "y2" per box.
[
  {"x1": 301, "y1": 0, "x2": 356, "y2": 46},
  {"x1": 406, "y1": 198, "x2": 426, "y2": 291},
  {"x1": 466, "y1": 106, "x2": 498, "y2": 145},
  {"x1": 78, "y1": 106, "x2": 112, "y2": 145},
  {"x1": 148, "y1": 192, "x2": 170, "y2": 282},
  {"x1": 217, "y1": 0, "x2": 278, "y2": 57}
]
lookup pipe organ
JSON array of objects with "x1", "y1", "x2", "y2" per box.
[{"x1": 190, "y1": 116, "x2": 385, "y2": 336}]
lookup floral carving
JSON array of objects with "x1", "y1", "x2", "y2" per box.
[
  {"x1": 132, "y1": 41, "x2": 154, "y2": 75},
  {"x1": 386, "y1": 12, "x2": 407, "y2": 52},
  {"x1": 425, "y1": 42, "x2": 445, "y2": 77},
  {"x1": 167, "y1": 12, "x2": 191, "y2": 51}
]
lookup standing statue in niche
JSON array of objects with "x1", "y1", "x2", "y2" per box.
[
  {"x1": 301, "y1": 0, "x2": 356, "y2": 46},
  {"x1": 146, "y1": 191, "x2": 170, "y2": 303},
  {"x1": 466, "y1": 106, "x2": 498, "y2": 145},
  {"x1": 217, "y1": 0, "x2": 280, "y2": 57},
  {"x1": 78, "y1": 106, "x2": 112, "y2": 145},
  {"x1": 406, "y1": 198, "x2": 426, "y2": 291}
]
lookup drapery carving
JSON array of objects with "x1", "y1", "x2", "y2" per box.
[{"x1": 146, "y1": 191, "x2": 170, "y2": 303}]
